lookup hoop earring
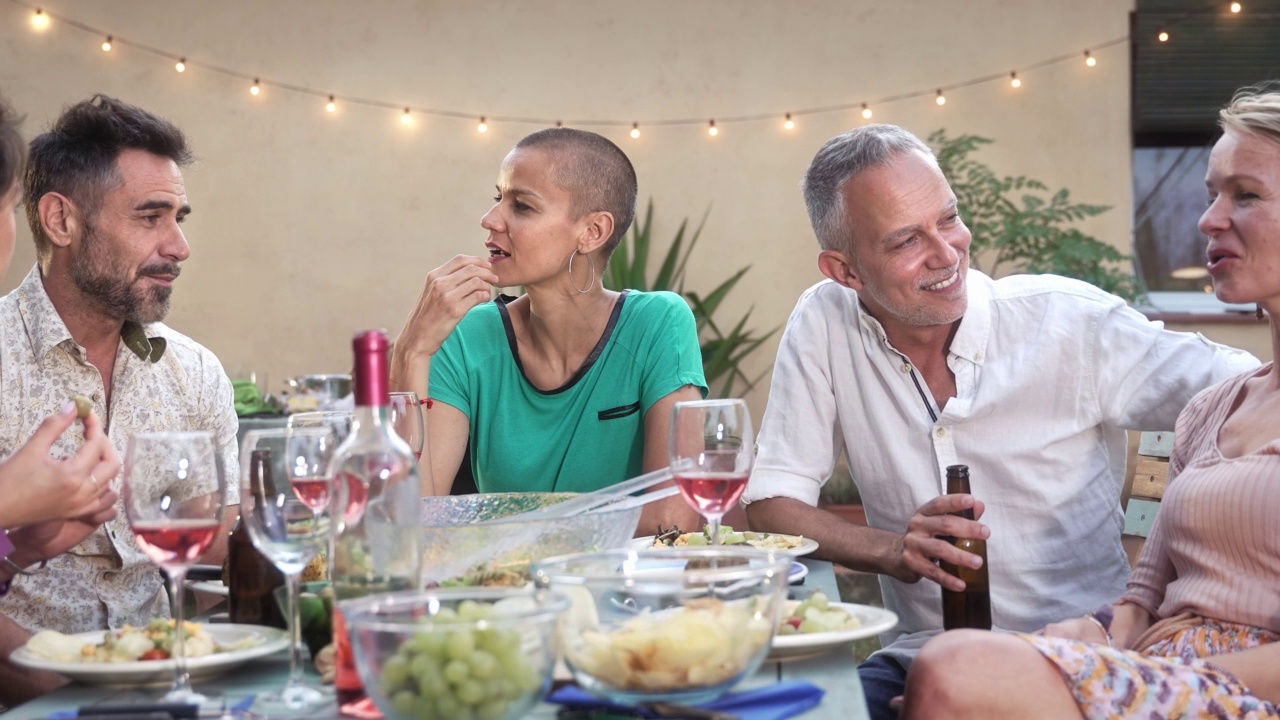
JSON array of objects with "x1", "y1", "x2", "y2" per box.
[{"x1": 569, "y1": 250, "x2": 596, "y2": 294}]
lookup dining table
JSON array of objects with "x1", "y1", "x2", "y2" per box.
[{"x1": 7, "y1": 558, "x2": 874, "y2": 720}]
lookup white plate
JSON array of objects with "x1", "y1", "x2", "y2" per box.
[
  {"x1": 768, "y1": 602, "x2": 898, "y2": 662},
  {"x1": 10, "y1": 624, "x2": 289, "y2": 688},
  {"x1": 186, "y1": 579, "x2": 229, "y2": 597},
  {"x1": 788, "y1": 562, "x2": 808, "y2": 585},
  {"x1": 632, "y1": 534, "x2": 819, "y2": 557}
]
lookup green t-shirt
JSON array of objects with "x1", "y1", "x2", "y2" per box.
[{"x1": 430, "y1": 290, "x2": 708, "y2": 493}]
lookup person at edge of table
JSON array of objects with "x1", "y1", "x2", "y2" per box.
[
  {"x1": 740, "y1": 122, "x2": 1259, "y2": 720},
  {"x1": 0, "y1": 95, "x2": 239, "y2": 704},
  {"x1": 391, "y1": 127, "x2": 706, "y2": 534},
  {"x1": 901, "y1": 82, "x2": 1280, "y2": 720}
]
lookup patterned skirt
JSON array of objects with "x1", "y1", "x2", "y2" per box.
[{"x1": 1020, "y1": 615, "x2": 1279, "y2": 719}]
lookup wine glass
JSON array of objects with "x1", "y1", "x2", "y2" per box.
[
  {"x1": 389, "y1": 391, "x2": 425, "y2": 459},
  {"x1": 669, "y1": 399, "x2": 755, "y2": 545},
  {"x1": 122, "y1": 431, "x2": 226, "y2": 703},
  {"x1": 288, "y1": 411, "x2": 362, "y2": 527},
  {"x1": 240, "y1": 428, "x2": 338, "y2": 710}
]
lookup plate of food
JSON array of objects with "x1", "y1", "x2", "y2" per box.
[
  {"x1": 186, "y1": 579, "x2": 229, "y2": 597},
  {"x1": 634, "y1": 526, "x2": 818, "y2": 557},
  {"x1": 10, "y1": 618, "x2": 289, "y2": 688},
  {"x1": 767, "y1": 591, "x2": 898, "y2": 662}
]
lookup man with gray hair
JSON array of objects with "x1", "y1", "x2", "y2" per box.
[{"x1": 742, "y1": 124, "x2": 1256, "y2": 719}]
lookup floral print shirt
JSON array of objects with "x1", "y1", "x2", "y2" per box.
[{"x1": 0, "y1": 266, "x2": 239, "y2": 633}]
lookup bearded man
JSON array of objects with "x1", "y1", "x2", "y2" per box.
[{"x1": 0, "y1": 95, "x2": 237, "y2": 700}]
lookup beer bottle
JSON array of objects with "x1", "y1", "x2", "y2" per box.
[
  {"x1": 939, "y1": 464, "x2": 991, "y2": 630},
  {"x1": 227, "y1": 448, "x2": 288, "y2": 628}
]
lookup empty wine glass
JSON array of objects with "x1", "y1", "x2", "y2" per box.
[
  {"x1": 389, "y1": 391, "x2": 425, "y2": 459},
  {"x1": 240, "y1": 428, "x2": 338, "y2": 710},
  {"x1": 122, "y1": 431, "x2": 226, "y2": 703},
  {"x1": 669, "y1": 399, "x2": 755, "y2": 545}
]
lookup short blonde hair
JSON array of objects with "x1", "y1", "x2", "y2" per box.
[{"x1": 1219, "y1": 82, "x2": 1280, "y2": 147}]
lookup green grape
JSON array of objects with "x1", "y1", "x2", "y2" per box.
[
  {"x1": 468, "y1": 649, "x2": 497, "y2": 680},
  {"x1": 391, "y1": 689, "x2": 418, "y2": 717},
  {"x1": 434, "y1": 695, "x2": 461, "y2": 718},
  {"x1": 421, "y1": 673, "x2": 449, "y2": 698},
  {"x1": 409, "y1": 652, "x2": 440, "y2": 680},
  {"x1": 476, "y1": 699, "x2": 509, "y2": 720},
  {"x1": 414, "y1": 700, "x2": 437, "y2": 720},
  {"x1": 456, "y1": 600, "x2": 489, "y2": 621},
  {"x1": 446, "y1": 630, "x2": 476, "y2": 660},
  {"x1": 456, "y1": 679, "x2": 486, "y2": 705},
  {"x1": 381, "y1": 655, "x2": 412, "y2": 691},
  {"x1": 434, "y1": 607, "x2": 459, "y2": 623},
  {"x1": 443, "y1": 658, "x2": 471, "y2": 685}
]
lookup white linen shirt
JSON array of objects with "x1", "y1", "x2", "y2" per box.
[
  {"x1": 743, "y1": 271, "x2": 1258, "y2": 663},
  {"x1": 0, "y1": 266, "x2": 239, "y2": 634}
]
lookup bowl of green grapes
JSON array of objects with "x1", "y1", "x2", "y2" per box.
[{"x1": 342, "y1": 587, "x2": 570, "y2": 720}]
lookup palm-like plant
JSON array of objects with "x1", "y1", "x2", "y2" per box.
[{"x1": 604, "y1": 201, "x2": 776, "y2": 398}]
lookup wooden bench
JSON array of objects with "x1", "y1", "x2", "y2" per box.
[{"x1": 1122, "y1": 431, "x2": 1173, "y2": 566}]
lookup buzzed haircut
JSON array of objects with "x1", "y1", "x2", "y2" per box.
[
  {"x1": 802, "y1": 124, "x2": 934, "y2": 255},
  {"x1": 0, "y1": 94, "x2": 23, "y2": 200},
  {"x1": 24, "y1": 94, "x2": 192, "y2": 264},
  {"x1": 514, "y1": 127, "x2": 638, "y2": 259}
]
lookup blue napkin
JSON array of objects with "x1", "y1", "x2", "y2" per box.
[{"x1": 548, "y1": 681, "x2": 824, "y2": 720}]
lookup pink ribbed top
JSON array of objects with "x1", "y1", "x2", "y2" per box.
[{"x1": 1122, "y1": 363, "x2": 1280, "y2": 632}]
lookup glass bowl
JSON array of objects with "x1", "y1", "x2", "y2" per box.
[
  {"x1": 420, "y1": 493, "x2": 641, "y2": 588},
  {"x1": 533, "y1": 548, "x2": 790, "y2": 705},
  {"x1": 342, "y1": 587, "x2": 569, "y2": 720}
]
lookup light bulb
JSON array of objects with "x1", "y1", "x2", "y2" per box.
[
  {"x1": 1010, "y1": 72, "x2": 1021, "y2": 88},
  {"x1": 1158, "y1": 30, "x2": 1169, "y2": 42},
  {"x1": 325, "y1": 96, "x2": 337, "y2": 113},
  {"x1": 861, "y1": 104, "x2": 873, "y2": 120},
  {"x1": 401, "y1": 109, "x2": 413, "y2": 125},
  {"x1": 32, "y1": 8, "x2": 49, "y2": 29},
  {"x1": 477, "y1": 117, "x2": 488, "y2": 133},
  {"x1": 1230, "y1": 2, "x2": 1241, "y2": 12},
  {"x1": 708, "y1": 120, "x2": 718, "y2": 137},
  {"x1": 102, "y1": 36, "x2": 113, "y2": 52},
  {"x1": 783, "y1": 113, "x2": 795, "y2": 130},
  {"x1": 249, "y1": 79, "x2": 260, "y2": 96},
  {"x1": 630, "y1": 123, "x2": 640, "y2": 139},
  {"x1": 175, "y1": 58, "x2": 186, "y2": 73},
  {"x1": 1084, "y1": 50, "x2": 1096, "y2": 67},
  {"x1": 935, "y1": 89, "x2": 946, "y2": 106}
]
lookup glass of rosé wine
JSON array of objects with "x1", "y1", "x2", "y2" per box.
[
  {"x1": 122, "y1": 431, "x2": 227, "y2": 703},
  {"x1": 239, "y1": 427, "x2": 338, "y2": 710},
  {"x1": 669, "y1": 399, "x2": 755, "y2": 546}
]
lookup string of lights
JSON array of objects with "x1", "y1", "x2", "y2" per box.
[{"x1": 7, "y1": 0, "x2": 1249, "y2": 137}]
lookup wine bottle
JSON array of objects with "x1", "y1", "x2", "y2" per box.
[
  {"x1": 227, "y1": 448, "x2": 287, "y2": 628},
  {"x1": 939, "y1": 464, "x2": 992, "y2": 630},
  {"x1": 330, "y1": 330, "x2": 424, "y2": 711}
]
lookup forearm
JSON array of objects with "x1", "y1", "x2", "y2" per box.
[
  {"x1": 0, "y1": 614, "x2": 67, "y2": 705},
  {"x1": 746, "y1": 496, "x2": 901, "y2": 575},
  {"x1": 197, "y1": 507, "x2": 237, "y2": 568},
  {"x1": 1109, "y1": 601, "x2": 1155, "y2": 650},
  {"x1": 390, "y1": 342, "x2": 432, "y2": 400},
  {"x1": 1206, "y1": 643, "x2": 1280, "y2": 704},
  {"x1": 636, "y1": 492, "x2": 700, "y2": 538}
]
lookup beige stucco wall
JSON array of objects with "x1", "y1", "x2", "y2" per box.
[{"x1": 7, "y1": 0, "x2": 1261, "y2": 419}]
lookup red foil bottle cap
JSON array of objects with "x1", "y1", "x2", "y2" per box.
[{"x1": 352, "y1": 330, "x2": 389, "y2": 407}]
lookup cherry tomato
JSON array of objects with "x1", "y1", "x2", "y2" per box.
[{"x1": 139, "y1": 649, "x2": 170, "y2": 661}]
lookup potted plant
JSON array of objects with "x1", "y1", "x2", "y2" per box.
[
  {"x1": 604, "y1": 200, "x2": 777, "y2": 398},
  {"x1": 929, "y1": 130, "x2": 1142, "y2": 302}
]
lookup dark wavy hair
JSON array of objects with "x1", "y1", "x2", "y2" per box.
[{"x1": 24, "y1": 94, "x2": 192, "y2": 263}]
